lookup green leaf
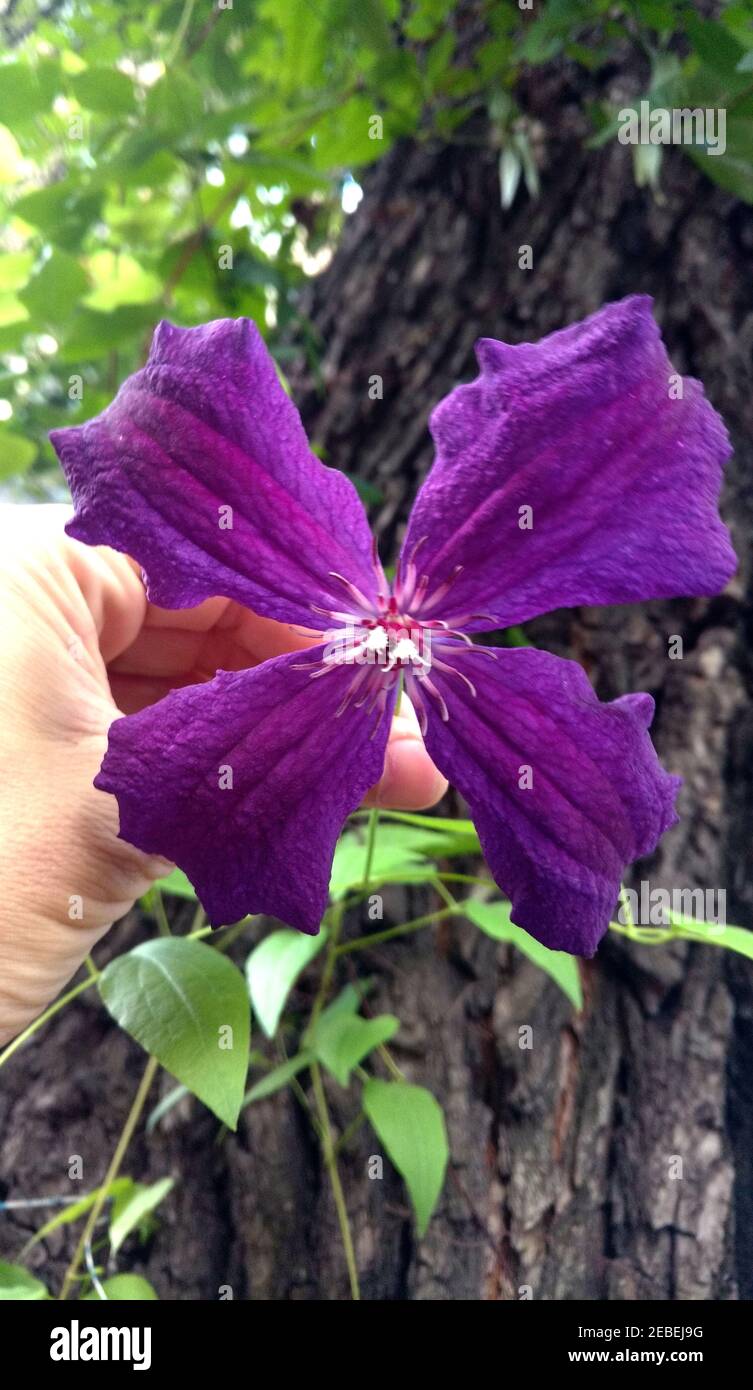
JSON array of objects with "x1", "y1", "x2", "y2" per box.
[
  {"x1": 311, "y1": 94, "x2": 386, "y2": 169},
  {"x1": 630, "y1": 0, "x2": 680, "y2": 35},
  {"x1": 109, "y1": 1177, "x2": 174, "y2": 1255},
  {"x1": 500, "y1": 624, "x2": 531, "y2": 647},
  {"x1": 99, "y1": 938, "x2": 250, "y2": 1129},
  {"x1": 400, "y1": 823, "x2": 481, "y2": 858},
  {"x1": 0, "y1": 1261, "x2": 49, "y2": 1300},
  {"x1": 351, "y1": 811, "x2": 482, "y2": 857},
  {"x1": 0, "y1": 125, "x2": 24, "y2": 183},
  {"x1": 315, "y1": 978, "x2": 375, "y2": 1026},
  {"x1": 516, "y1": 131, "x2": 541, "y2": 198},
  {"x1": 145, "y1": 71, "x2": 203, "y2": 135},
  {"x1": 0, "y1": 294, "x2": 28, "y2": 330},
  {"x1": 298, "y1": 977, "x2": 377, "y2": 1053},
  {"x1": 312, "y1": 1012, "x2": 399, "y2": 1086},
  {"x1": 464, "y1": 900, "x2": 583, "y2": 1009},
  {"x1": 632, "y1": 141, "x2": 663, "y2": 190},
  {"x1": 499, "y1": 146, "x2": 522, "y2": 208},
  {"x1": 405, "y1": 0, "x2": 456, "y2": 40},
  {"x1": 0, "y1": 430, "x2": 36, "y2": 480},
  {"x1": 245, "y1": 929, "x2": 327, "y2": 1038},
  {"x1": 146, "y1": 1083, "x2": 189, "y2": 1132},
  {"x1": 56, "y1": 304, "x2": 156, "y2": 362},
  {"x1": 363, "y1": 1079, "x2": 448, "y2": 1236},
  {"x1": 155, "y1": 867, "x2": 197, "y2": 900},
  {"x1": 20, "y1": 250, "x2": 89, "y2": 328},
  {"x1": 243, "y1": 1050, "x2": 314, "y2": 1105},
  {"x1": 84, "y1": 251, "x2": 161, "y2": 311},
  {"x1": 362, "y1": 810, "x2": 480, "y2": 842},
  {"x1": 685, "y1": 16, "x2": 746, "y2": 76},
  {"x1": 668, "y1": 912, "x2": 753, "y2": 961},
  {"x1": 652, "y1": 52, "x2": 753, "y2": 202},
  {"x1": 0, "y1": 61, "x2": 58, "y2": 124},
  {"x1": 12, "y1": 181, "x2": 102, "y2": 251},
  {"x1": 426, "y1": 29, "x2": 456, "y2": 88},
  {"x1": 70, "y1": 67, "x2": 136, "y2": 115},
  {"x1": 687, "y1": 117, "x2": 753, "y2": 204},
  {"x1": 330, "y1": 828, "x2": 425, "y2": 897},
  {"x1": 331, "y1": 819, "x2": 476, "y2": 898},
  {"x1": 348, "y1": 474, "x2": 384, "y2": 506},
  {"x1": 85, "y1": 1274, "x2": 158, "y2": 1301},
  {"x1": 0, "y1": 252, "x2": 34, "y2": 292},
  {"x1": 24, "y1": 1179, "x2": 133, "y2": 1250}
]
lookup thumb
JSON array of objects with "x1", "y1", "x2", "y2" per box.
[{"x1": 366, "y1": 696, "x2": 447, "y2": 810}]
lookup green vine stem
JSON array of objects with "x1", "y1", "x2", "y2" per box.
[
  {"x1": 377, "y1": 1043, "x2": 405, "y2": 1081},
  {"x1": 309, "y1": 901, "x2": 345, "y2": 1032},
  {"x1": 152, "y1": 886, "x2": 172, "y2": 937},
  {"x1": 335, "y1": 1110, "x2": 366, "y2": 1156},
  {"x1": 306, "y1": 900, "x2": 361, "y2": 1298},
  {"x1": 0, "y1": 974, "x2": 98, "y2": 1071},
  {"x1": 189, "y1": 902, "x2": 207, "y2": 935},
  {"x1": 59, "y1": 1053, "x2": 159, "y2": 1301},
  {"x1": 310, "y1": 1059, "x2": 361, "y2": 1301},
  {"x1": 361, "y1": 806, "x2": 380, "y2": 891},
  {"x1": 336, "y1": 904, "x2": 460, "y2": 957}
]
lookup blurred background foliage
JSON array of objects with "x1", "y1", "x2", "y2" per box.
[{"x1": 0, "y1": 0, "x2": 751, "y2": 496}]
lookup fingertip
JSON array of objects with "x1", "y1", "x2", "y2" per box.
[{"x1": 368, "y1": 733, "x2": 447, "y2": 810}]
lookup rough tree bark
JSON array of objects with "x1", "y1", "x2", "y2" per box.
[{"x1": 1, "y1": 58, "x2": 752, "y2": 1301}]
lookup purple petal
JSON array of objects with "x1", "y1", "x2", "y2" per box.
[
  {"x1": 400, "y1": 296, "x2": 735, "y2": 630},
  {"x1": 417, "y1": 644, "x2": 679, "y2": 956},
  {"x1": 96, "y1": 647, "x2": 394, "y2": 931},
  {"x1": 51, "y1": 318, "x2": 377, "y2": 628}
]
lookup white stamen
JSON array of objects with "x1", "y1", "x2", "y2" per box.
[
  {"x1": 363, "y1": 627, "x2": 389, "y2": 656},
  {"x1": 384, "y1": 635, "x2": 423, "y2": 671}
]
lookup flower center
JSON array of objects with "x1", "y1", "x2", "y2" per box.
[
  {"x1": 320, "y1": 609, "x2": 431, "y2": 679},
  {"x1": 300, "y1": 541, "x2": 493, "y2": 733},
  {"x1": 359, "y1": 604, "x2": 431, "y2": 672}
]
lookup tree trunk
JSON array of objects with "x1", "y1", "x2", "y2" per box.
[{"x1": 2, "y1": 64, "x2": 752, "y2": 1302}]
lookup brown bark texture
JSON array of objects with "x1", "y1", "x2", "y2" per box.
[{"x1": 1, "y1": 59, "x2": 752, "y2": 1301}]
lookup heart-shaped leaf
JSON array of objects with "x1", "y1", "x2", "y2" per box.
[
  {"x1": 464, "y1": 900, "x2": 583, "y2": 1010},
  {"x1": 109, "y1": 1177, "x2": 174, "y2": 1255},
  {"x1": 243, "y1": 1052, "x2": 315, "y2": 1106},
  {"x1": 363, "y1": 1079, "x2": 448, "y2": 1236},
  {"x1": 313, "y1": 1012, "x2": 399, "y2": 1086},
  {"x1": 245, "y1": 929, "x2": 327, "y2": 1038},
  {"x1": 0, "y1": 1262, "x2": 49, "y2": 1300},
  {"x1": 99, "y1": 938, "x2": 250, "y2": 1129},
  {"x1": 154, "y1": 867, "x2": 197, "y2": 900}
]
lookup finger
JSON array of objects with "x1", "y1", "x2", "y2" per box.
[
  {"x1": 365, "y1": 700, "x2": 448, "y2": 810},
  {"x1": 110, "y1": 599, "x2": 320, "y2": 692},
  {"x1": 0, "y1": 504, "x2": 147, "y2": 669},
  {"x1": 108, "y1": 671, "x2": 201, "y2": 715},
  {"x1": 108, "y1": 625, "x2": 213, "y2": 679}
]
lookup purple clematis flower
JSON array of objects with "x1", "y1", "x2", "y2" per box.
[{"x1": 50, "y1": 295, "x2": 735, "y2": 956}]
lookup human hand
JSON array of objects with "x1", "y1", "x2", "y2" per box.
[{"x1": 0, "y1": 504, "x2": 445, "y2": 1045}]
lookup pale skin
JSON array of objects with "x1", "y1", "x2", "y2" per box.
[{"x1": 0, "y1": 505, "x2": 446, "y2": 1045}]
